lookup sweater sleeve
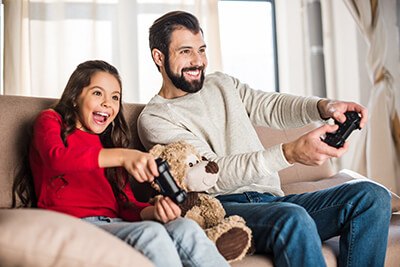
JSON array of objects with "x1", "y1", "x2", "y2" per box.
[
  {"x1": 229, "y1": 74, "x2": 323, "y2": 128},
  {"x1": 32, "y1": 110, "x2": 102, "y2": 172}
]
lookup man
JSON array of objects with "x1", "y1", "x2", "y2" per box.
[{"x1": 138, "y1": 10, "x2": 391, "y2": 267}]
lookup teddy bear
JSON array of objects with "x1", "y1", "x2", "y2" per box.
[{"x1": 149, "y1": 141, "x2": 253, "y2": 263}]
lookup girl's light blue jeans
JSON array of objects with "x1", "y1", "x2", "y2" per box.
[
  {"x1": 216, "y1": 180, "x2": 391, "y2": 267},
  {"x1": 82, "y1": 216, "x2": 229, "y2": 267}
]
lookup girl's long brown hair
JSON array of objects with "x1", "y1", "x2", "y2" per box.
[{"x1": 12, "y1": 60, "x2": 133, "y2": 208}]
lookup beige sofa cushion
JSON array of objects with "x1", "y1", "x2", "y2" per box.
[
  {"x1": 255, "y1": 124, "x2": 335, "y2": 185},
  {"x1": 231, "y1": 242, "x2": 338, "y2": 267},
  {"x1": 282, "y1": 169, "x2": 400, "y2": 212},
  {"x1": 0, "y1": 209, "x2": 154, "y2": 267}
]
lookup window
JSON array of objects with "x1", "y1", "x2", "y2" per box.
[
  {"x1": 137, "y1": 0, "x2": 278, "y2": 102},
  {"x1": 218, "y1": 0, "x2": 278, "y2": 92},
  {"x1": 5, "y1": 0, "x2": 278, "y2": 102}
]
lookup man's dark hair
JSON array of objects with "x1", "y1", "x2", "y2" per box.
[{"x1": 149, "y1": 11, "x2": 203, "y2": 70}]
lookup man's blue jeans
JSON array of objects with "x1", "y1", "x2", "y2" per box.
[
  {"x1": 216, "y1": 180, "x2": 391, "y2": 267},
  {"x1": 82, "y1": 217, "x2": 229, "y2": 267}
]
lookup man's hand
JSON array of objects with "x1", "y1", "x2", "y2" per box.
[
  {"x1": 317, "y1": 99, "x2": 368, "y2": 129},
  {"x1": 282, "y1": 124, "x2": 348, "y2": 166}
]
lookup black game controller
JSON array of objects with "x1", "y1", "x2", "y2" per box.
[
  {"x1": 154, "y1": 158, "x2": 187, "y2": 204},
  {"x1": 322, "y1": 111, "x2": 361, "y2": 148}
]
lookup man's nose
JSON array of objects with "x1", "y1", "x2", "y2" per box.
[{"x1": 190, "y1": 51, "x2": 203, "y2": 65}]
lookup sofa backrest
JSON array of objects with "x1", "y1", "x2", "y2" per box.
[
  {"x1": 0, "y1": 95, "x2": 333, "y2": 208},
  {"x1": 255, "y1": 125, "x2": 334, "y2": 185}
]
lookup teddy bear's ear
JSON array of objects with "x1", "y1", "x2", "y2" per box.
[{"x1": 149, "y1": 144, "x2": 165, "y2": 158}]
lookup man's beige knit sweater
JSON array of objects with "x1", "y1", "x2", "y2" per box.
[{"x1": 138, "y1": 72, "x2": 322, "y2": 196}]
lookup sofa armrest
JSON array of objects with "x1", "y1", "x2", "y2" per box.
[
  {"x1": 0, "y1": 209, "x2": 154, "y2": 267},
  {"x1": 281, "y1": 171, "x2": 355, "y2": 195}
]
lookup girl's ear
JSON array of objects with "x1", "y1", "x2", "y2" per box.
[{"x1": 152, "y1": 49, "x2": 164, "y2": 68}]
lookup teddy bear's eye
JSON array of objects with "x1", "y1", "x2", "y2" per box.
[
  {"x1": 196, "y1": 160, "x2": 200, "y2": 164},
  {"x1": 189, "y1": 162, "x2": 194, "y2": 167}
]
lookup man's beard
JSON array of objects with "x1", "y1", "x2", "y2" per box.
[{"x1": 165, "y1": 55, "x2": 205, "y2": 94}]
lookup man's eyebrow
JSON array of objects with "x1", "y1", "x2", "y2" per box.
[
  {"x1": 176, "y1": 46, "x2": 192, "y2": 50},
  {"x1": 176, "y1": 44, "x2": 207, "y2": 51}
]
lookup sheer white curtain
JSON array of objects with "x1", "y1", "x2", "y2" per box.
[
  {"x1": 3, "y1": 0, "x2": 221, "y2": 103},
  {"x1": 343, "y1": 0, "x2": 400, "y2": 194}
]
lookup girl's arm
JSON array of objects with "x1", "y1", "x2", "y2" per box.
[
  {"x1": 34, "y1": 110, "x2": 158, "y2": 182},
  {"x1": 140, "y1": 196, "x2": 181, "y2": 223},
  {"x1": 99, "y1": 148, "x2": 159, "y2": 183}
]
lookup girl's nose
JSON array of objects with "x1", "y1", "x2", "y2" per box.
[{"x1": 102, "y1": 98, "x2": 111, "y2": 107}]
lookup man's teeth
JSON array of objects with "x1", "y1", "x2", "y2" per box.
[{"x1": 186, "y1": 70, "x2": 199, "y2": 76}]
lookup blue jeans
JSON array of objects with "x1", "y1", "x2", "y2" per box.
[
  {"x1": 216, "y1": 180, "x2": 391, "y2": 267},
  {"x1": 82, "y1": 217, "x2": 229, "y2": 267}
]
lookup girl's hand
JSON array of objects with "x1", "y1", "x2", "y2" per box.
[
  {"x1": 99, "y1": 149, "x2": 158, "y2": 182},
  {"x1": 121, "y1": 150, "x2": 159, "y2": 183},
  {"x1": 153, "y1": 196, "x2": 182, "y2": 223}
]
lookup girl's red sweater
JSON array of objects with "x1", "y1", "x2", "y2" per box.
[{"x1": 29, "y1": 109, "x2": 150, "y2": 221}]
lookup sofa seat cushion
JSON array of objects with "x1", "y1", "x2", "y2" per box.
[
  {"x1": 231, "y1": 215, "x2": 400, "y2": 267},
  {"x1": 0, "y1": 209, "x2": 154, "y2": 267},
  {"x1": 386, "y1": 213, "x2": 400, "y2": 266},
  {"x1": 231, "y1": 243, "x2": 338, "y2": 267},
  {"x1": 282, "y1": 169, "x2": 400, "y2": 212}
]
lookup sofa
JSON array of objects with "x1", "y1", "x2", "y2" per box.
[{"x1": 0, "y1": 94, "x2": 399, "y2": 267}]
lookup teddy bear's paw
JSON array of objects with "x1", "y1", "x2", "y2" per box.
[
  {"x1": 223, "y1": 216, "x2": 256, "y2": 256},
  {"x1": 224, "y1": 215, "x2": 246, "y2": 224},
  {"x1": 215, "y1": 227, "x2": 252, "y2": 263},
  {"x1": 205, "y1": 221, "x2": 252, "y2": 263}
]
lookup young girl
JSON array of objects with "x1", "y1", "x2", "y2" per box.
[{"x1": 13, "y1": 60, "x2": 229, "y2": 267}]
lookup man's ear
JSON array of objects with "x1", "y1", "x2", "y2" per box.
[{"x1": 152, "y1": 49, "x2": 164, "y2": 68}]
